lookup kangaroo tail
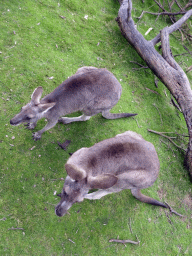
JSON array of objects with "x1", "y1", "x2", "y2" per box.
[
  {"x1": 102, "y1": 110, "x2": 137, "y2": 120},
  {"x1": 131, "y1": 188, "x2": 167, "y2": 208}
]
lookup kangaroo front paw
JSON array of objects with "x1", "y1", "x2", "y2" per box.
[
  {"x1": 32, "y1": 132, "x2": 42, "y2": 141},
  {"x1": 58, "y1": 118, "x2": 64, "y2": 124},
  {"x1": 25, "y1": 123, "x2": 36, "y2": 130},
  {"x1": 58, "y1": 118, "x2": 69, "y2": 124}
]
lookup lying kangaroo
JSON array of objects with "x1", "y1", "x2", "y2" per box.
[
  {"x1": 10, "y1": 66, "x2": 137, "y2": 140},
  {"x1": 55, "y1": 131, "x2": 167, "y2": 217}
]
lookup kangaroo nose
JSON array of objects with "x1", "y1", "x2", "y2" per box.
[
  {"x1": 55, "y1": 207, "x2": 62, "y2": 217},
  {"x1": 10, "y1": 119, "x2": 14, "y2": 125}
]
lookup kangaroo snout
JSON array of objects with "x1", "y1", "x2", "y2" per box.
[
  {"x1": 10, "y1": 119, "x2": 15, "y2": 125},
  {"x1": 10, "y1": 116, "x2": 22, "y2": 126},
  {"x1": 55, "y1": 205, "x2": 66, "y2": 217}
]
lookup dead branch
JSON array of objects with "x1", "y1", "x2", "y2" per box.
[
  {"x1": 154, "y1": 131, "x2": 189, "y2": 137},
  {"x1": 148, "y1": 129, "x2": 187, "y2": 152},
  {"x1": 186, "y1": 65, "x2": 192, "y2": 73},
  {"x1": 133, "y1": 117, "x2": 141, "y2": 128},
  {"x1": 146, "y1": 88, "x2": 160, "y2": 95},
  {"x1": 151, "y1": 8, "x2": 192, "y2": 45},
  {"x1": 137, "y1": 10, "x2": 187, "y2": 20},
  {"x1": 184, "y1": 2, "x2": 192, "y2": 10},
  {"x1": 165, "y1": 202, "x2": 184, "y2": 217},
  {"x1": 116, "y1": 0, "x2": 192, "y2": 179},
  {"x1": 137, "y1": 0, "x2": 192, "y2": 41}
]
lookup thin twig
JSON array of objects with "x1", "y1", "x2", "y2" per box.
[
  {"x1": 160, "y1": 139, "x2": 176, "y2": 156},
  {"x1": 152, "y1": 103, "x2": 163, "y2": 125},
  {"x1": 148, "y1": 129, "x2": 187, "y2": 152},
  {"x1": 68, "y1": 239, "x2": 75, "y2": 244},
  {"x1": 154, "y1": 0, "x2": 166, "y2": 11},
  {"x1": 174, "y1": 52, "x2": 192, "y2": 57},
  {"x1": 137, "y1": 10, "x2": 186, "y2": 19},
  {"x1": 109, "y1": 237, "x2": 139, "y2": 245},
  {"x1": 156, "y1": 131, "x2": 189, "y2": 137},
  {"x1": 8, "y1": 227, "x2": 24, "y2": 230},
  {"x1": 146, "y1": 88, "x2": 160, "y2": 95},
  {"x1": 165, "y1": 211, "x2": 173, "y2": 224},
  {"x1": 175, "y1": 0, "x2": 183, "y2": 11},
  {"x1": 165, "y1": 202, "x2": 184, "y2": 217},
  {"x1": 130, "y1": 61, "x2": 148, "y2": 69},
  {"x1": 170, "y1": 96, "x2": 182, "y2": 112},
  {"x1": 183, "y1": 45, "x2": 192, "y2": 56},
  {"x1": 167, "y1": 0, "x2": 172, "y2": 12},
  {"x1": 128, "y1": 217, "x2": 133, "y2": 234},
  {"x1": 133, "y1": 117, "x2": 141, "y2": 128},
  {"x1": 186, "y1": 65, "x2": 192, "y2": 73}
]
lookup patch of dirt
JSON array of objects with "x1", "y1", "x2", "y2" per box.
[
  {"x1": 183, "y1": 194, "x2": 192, "y2": 209},
  {"x1": 157, "y1": 187, "x2": 167, "y2": 200}
]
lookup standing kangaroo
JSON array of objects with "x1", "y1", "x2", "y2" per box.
[
  {"x1": 10, "y1": 67, "x2": 137, "y2": 140},
  {"x1": 55, "y1": 131, "x2": 167, "y2": 217}
]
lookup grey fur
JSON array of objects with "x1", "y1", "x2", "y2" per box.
[
  {"x1": 10, "y1": 66, "x2": 137, "y2": 140},
  {"x1": 55, "y1": 131, "x2": 167, "y2": 217}
]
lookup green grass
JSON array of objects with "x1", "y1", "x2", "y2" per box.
[{"x1": 1, "y1": 0, "x2": 192, "y2": 255}]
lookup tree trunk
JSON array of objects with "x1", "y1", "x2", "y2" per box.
[{"x1": 116, "y1": 0, "x2": 192, "y2": 180}]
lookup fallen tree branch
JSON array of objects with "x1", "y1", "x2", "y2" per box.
[{"x1": 116, "y1": 0, "x2": 192, "y2": 179}]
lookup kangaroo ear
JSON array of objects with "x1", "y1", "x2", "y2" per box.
[
  {"x1": 65, "y1": 163, "x2": 87, "y2": 181},
  {"x1": 31, "y1": 87, "x2": 43, "y2": 104},
  {"x1": 38, "y1": 102, "x2": 56, "y2": 113},
  {"x1": 88, "y1": 174, "x2": 118, "y2": 189}
]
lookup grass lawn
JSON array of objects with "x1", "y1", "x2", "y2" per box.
[{"x1": 1, "y1": 0, "x2": 192, "y2": 255}]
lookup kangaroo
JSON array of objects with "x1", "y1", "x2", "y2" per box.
[
  {"x1": 10, "y1": 67, "x2": 137, "y2": 140},
  {"x1": 55, "y1": 131, "x2": 167, "y2": 217}
]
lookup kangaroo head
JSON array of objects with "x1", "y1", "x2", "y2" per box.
[
  {"x1": 55, "y1": 163, "x2": 118, "y2": 217},
  {"x1": 10, "y1": 87, "x2": 56, "y2": 126},
  {"x1": 55, "y1": 175, "x2": 89, "y2": 217}
]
